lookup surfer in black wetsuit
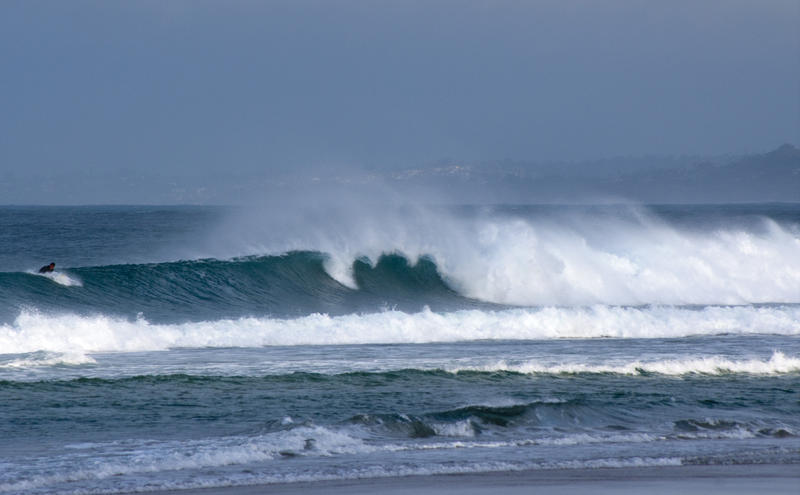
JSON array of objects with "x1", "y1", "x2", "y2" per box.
[{"x1": 38, "y1": 262, "x2": 55, "y2": 273}]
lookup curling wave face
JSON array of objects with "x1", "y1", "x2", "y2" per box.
[{"x1": 0, "y1": 253, "x2": 476, "y2": 324}]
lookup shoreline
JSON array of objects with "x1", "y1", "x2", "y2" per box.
[{"x1": 157, "y1": 463, "x2": 799, "y2": 495}]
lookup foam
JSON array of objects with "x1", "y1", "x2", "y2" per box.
[
  {"x1": 0, "y1": 351, "x2": 96, "y2": 369},
  {"x1": 1, "y1": 450, "x2": 685, "y2": 494},
  {"x1": 0, "y1": 418, "x2": 684, "y2": 494},
  {"x1": 31, "y1": 270, "x2": 83, "y2": 287},
  {"x1": 431, "y1": 214, "x2": 800, "y2": 306},
  {"x1": 2, "y1": 305, "x2": 799, "y2": 354},
  {"x1": 391, "y1": 431, "x2": 661, "y2": 452},
  {"x1": 0, "y1": 425, "x2": 374, "y2": 493},
  {"x1": 452, "y1": 351, "x2": 800, "y2": 376},
  {"x1": 432, "y1": 420, "x2": 478, "y2": 437}
]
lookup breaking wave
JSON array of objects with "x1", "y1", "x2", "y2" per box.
[
  {"x1": 212, "y1": 203, "x2": 800, "y2": 307},
  {"x1": 2, "y1": 204, "x2": 799, "y2": 326},
  {"x1": 1, "y1": 305, "x2": 799, "y2": 355}
]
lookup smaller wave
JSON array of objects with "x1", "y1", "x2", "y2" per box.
[
  {"x1": 0, "y1": 425, "x2": 370, "y2": 494},
  {"x1": 672, "y1": 418, "x2": 795, "y2": 440},
  {"x1": 3, "y1": 406, "x2": 794, "y2": 495},
  {"x1": 449, "y1": 351, "x2": 800, "y2": 376},
  {"x1": 0, "y1": 418, "x2": 687, "y2": 495},
  {"x1": 351, "y1": 400, "x2": 798, "y2": 444}
]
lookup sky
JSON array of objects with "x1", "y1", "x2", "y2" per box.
[{"x1": 1, "y1": 1, "x2": 798, "y2": 203}]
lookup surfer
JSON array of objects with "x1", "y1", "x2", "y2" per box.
[{"x1": 38, "y1": 262, "x2": 55, "y2": 273}]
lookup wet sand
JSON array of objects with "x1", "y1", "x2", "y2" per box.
[{"x1": 158, "y1": 464, "x2": 798, "y2": 495}]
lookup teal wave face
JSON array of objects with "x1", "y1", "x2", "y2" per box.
[{"x1": 0, "y1": 252, "x2": 482, "y2": 323}]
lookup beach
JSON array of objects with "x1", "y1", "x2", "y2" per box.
[{"x1": 162, "y1": 464, "x2": 799, "y2": 495}]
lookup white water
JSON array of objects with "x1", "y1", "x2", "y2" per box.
[
  {"x1": 3, "y1": 346, "x2": 797, "y2": 381},
  {"x1": 0, "y1": 420, "x2": 688, "y2": 495},
  {"x1": 216, "y1": 205, "x2": 800, "y2": 306},
  {"x1": 6, "y1": 411, "x2": 784, "y2": 495},
  {"x1": 450, "y1": 351, "x2": 800, "y2": 376},
  {"x1": 0, "y1": 351, "x2": 96, "y2": 369},
  {"x1": 2, "y1": 305, "x2": 799, "y2": 355},
  {"x1": 436, "y1": 214, "x2": 800, "y2": 306},
  {"x1": 28, "y1": 270, "x2": 83, "y2": 287}
]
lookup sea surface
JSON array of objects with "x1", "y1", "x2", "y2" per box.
[{"x1": 0, "y1": 203, "x2": 799, "y2": 494}]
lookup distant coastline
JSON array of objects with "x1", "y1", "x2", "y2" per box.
[{"x1": 1, "y1": 144, "x2": 797, "y2": 205}]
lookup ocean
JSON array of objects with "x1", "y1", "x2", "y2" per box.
[{"x1": 0, "y1": 203, "x2": 798, "y2": 494}]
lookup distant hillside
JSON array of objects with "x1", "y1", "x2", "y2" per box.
[
  {"x1": 2, "y1": 145, "x2": 797, "y2": 204},
  {"x1": 383, "y1": 144, "x2": 800, "y2": 203},
  {"x1": 611, "y1": 144, "x2": 800, "y2": 203}
]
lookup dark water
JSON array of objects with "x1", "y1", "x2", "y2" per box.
[{"x1": 0, "y1": 204, "x2": 799, "y2": 494}]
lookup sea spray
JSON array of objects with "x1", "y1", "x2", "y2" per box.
[{"x1": 209, "y1": 203, "x2": 800, "y2": 306}]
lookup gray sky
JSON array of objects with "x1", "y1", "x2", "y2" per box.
[{"x1": 1, "y1": 0, "x2": 798, "y2": 200}]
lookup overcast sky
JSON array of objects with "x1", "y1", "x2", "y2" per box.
[{"x1": 1, "y1": 1, "x2": 798, "y2": 187}]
